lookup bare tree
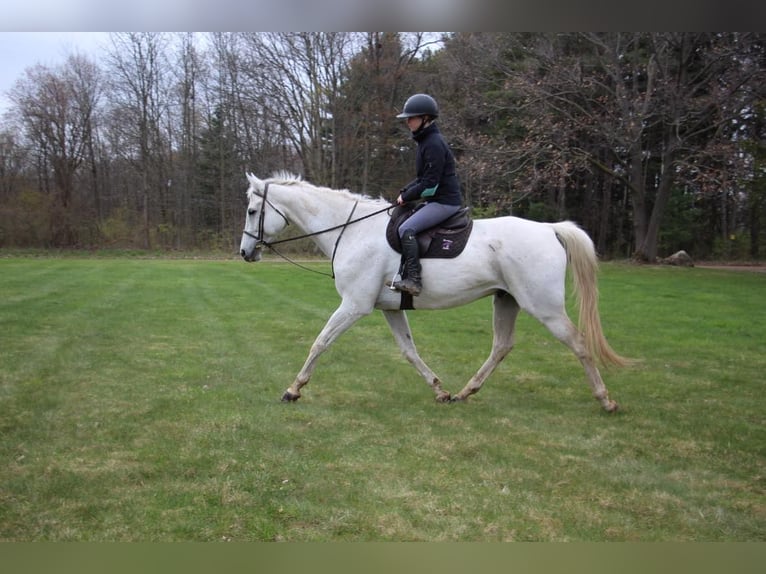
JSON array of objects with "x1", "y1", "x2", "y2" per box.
[
  {"x1": 104, "y1": 32, "x2": 170, "y2": 249},
  {"x1": 171, "y1": 32, "x2": 205, "y2": 248},
  {"x1": 239, "y1": 32, "x2": 357, "y2": 185},
  {"x1": 0, "y1": 129, "x2": 28, "y2": 198},
  {"x1": 9, "y1": 53, "x2": 101, "y2": 245}
]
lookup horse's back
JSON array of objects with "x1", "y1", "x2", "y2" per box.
[{"x1": 469, "y1": 215, "x2": 571, "y2": 262}]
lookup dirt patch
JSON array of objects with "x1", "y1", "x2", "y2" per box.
[{"x1": 695, "y1": 263, "x2": 766, "y2": 273}]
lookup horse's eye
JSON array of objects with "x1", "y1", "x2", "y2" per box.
[{"x1": 248, "y1": 208, "x2": 257, "y2": 216}]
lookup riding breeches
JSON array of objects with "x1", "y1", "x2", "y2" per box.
[{"x1": 397, "y1": 202, "x2": 462, "y2": 238}]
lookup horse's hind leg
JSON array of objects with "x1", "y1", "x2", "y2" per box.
[
  {"x1": 382, "y1": 310, "x2": 451, "y2": 402},
  {"x1": 453, "y1": 291, "x2": 520, "y2": 401},
  {"x1": 538, "y1": 313, "x2": 618, "y2": 412}
]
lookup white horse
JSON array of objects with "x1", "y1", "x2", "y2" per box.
[{"x1": 239, "y1": 171, "x2": 626, "y2": 412}]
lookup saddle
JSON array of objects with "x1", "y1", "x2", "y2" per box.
[{"x1": 385, "y1": 204, "x2": 473, "y2": 259}]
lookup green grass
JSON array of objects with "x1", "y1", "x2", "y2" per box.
[{"x1": 0, "y1": 257, "x2": 764, "y2": 541}]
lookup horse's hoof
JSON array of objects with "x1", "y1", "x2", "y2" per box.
[
  {"x1": 604, "y1": 400, "x2": 619, "y2": 413},
  {"x1": 281, "y1": 391, "x2": 300, "y2": 402},
  {"x1": 435, "y1": 392, "x2": 452, "y2": 403},
  {"x1": 449, "y1": 395, "x2": 466, "y2": 403}
]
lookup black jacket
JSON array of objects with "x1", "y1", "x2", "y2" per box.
[{"x1": 400, "y1": 123, "x2": 463, "y2": 206}]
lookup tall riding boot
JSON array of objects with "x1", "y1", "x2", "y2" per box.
[{"x1": 392, "y1": 230, "x2": 422, "y2": 296}]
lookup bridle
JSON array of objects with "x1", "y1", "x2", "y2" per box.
[
  {"x1": 242, "y1": 181, "x2": 392, "y2": 278},
  {"x1": 242, "y1": 183, "x2": 290, "y2": 249}
]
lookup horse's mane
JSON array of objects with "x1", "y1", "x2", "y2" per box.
[
  {"x1": 265, "y1": 171, "x2": 388, "y2": 206},
  {"x1": 267, "y1": 170, "x2": 305, "y2": 186}
]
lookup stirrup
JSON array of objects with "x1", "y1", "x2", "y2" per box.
[{"x1": 391, "y1": 278, "x2": 421, "y2": 296}]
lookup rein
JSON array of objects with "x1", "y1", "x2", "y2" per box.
[{"x1": 243, "y1": 182, "x2": 393, "y2": 278}]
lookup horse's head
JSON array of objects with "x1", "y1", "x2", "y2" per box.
[{"x1": 239, "y1": 172, "x2": 290, "y2": 262}]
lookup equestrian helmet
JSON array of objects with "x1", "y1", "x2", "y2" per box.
[{"x1": 396, "y1": 93, "x2": 439, "y2": 119}]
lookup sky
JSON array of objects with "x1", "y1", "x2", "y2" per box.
[{"x1": 0, "y1": 32, "x2": 110, "y2": 114}]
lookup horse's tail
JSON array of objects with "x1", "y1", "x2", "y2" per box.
[{"x1": 551, "y1": 221, "x2": 628, "y2": 367}]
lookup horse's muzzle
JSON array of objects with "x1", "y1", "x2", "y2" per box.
[{"x1": 240, "y1": 247, "x2": 262, "y2": 262}]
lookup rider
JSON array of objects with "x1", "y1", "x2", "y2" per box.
[{"x1": 391, "y1": 93, "x2": 463, "y2": 296}]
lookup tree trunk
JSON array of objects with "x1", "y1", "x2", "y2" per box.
[
  {"x1": 629, "y1": 146, "x2": 648, "y2": 260},
  {"x1": 142, "y1": 173, "x2": 151, "y2": 250},
  {"x1": 597, "y1": 174, "x2": 610, "y2": 256},
  {"x1": 635, "y1": 144, "x2": 678, "y2": 262},
  {"x1": 749, "y1": 195, "x2": 762, "y2": 259}
]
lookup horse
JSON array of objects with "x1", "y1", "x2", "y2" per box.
[{"x1": 239, "y1": 171, "x2": 626, "y2": 412}]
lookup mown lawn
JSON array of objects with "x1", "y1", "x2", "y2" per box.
[{"x1": 0, "y1": 256, "x2": 763, "y2": 541}]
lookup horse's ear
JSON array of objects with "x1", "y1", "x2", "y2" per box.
[{"x1": 245, "y1": 172, "x2": 265, "y2": 196}]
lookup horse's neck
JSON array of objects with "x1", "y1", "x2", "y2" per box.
[
  {"x1": 273, "y1": 184, "x2": 366, "y2": 253},
  {"x1": 276, "y1": 185, "x2": 351, "y2": 229}
]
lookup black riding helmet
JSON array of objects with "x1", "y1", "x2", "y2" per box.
[{"x1": 396, "y1": 93, "x2": 439, "y2": 119}]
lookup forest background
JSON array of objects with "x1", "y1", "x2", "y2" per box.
[{"x1": 1, "y1": 32, "x2": 764, "y2": 262}]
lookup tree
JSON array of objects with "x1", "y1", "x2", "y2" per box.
[
  {"x1": 239, "y1": 32, "x2": 357, "y2": 186},
  {"x1": 333, "y1": 32, "x2": 410, "y2": 196},
  {"x1": 744, "y1": 101, "x2": 766, "y2": 258},
  {"x1": 1, "y1": 32, "x2": 763, "y2": 258},
  {"x1": 8, "y1": 53, "x2": 101, "y2": 245},
  {"x1": 502, "y1": 32, "x2": 763, "y2": 261},
  {"x1": 333, "y1": 32, "x2": 460, "y2": 197},
  {"x1": 169, "y1": 32, "x2": 205, "y2": 248},
  {"x1": 437, "y1": 33, "x2": 534, "y2": 214},
  {"x1": 0, "y1": 129, "x2": 27, "y2": 198},
  {"x1": 104, "y1": 32, "x2": 171, "y2": 249}
]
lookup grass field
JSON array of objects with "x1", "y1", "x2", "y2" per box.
[{"x1": 0, "y1": 256, "x2": 764, "y2": 541}]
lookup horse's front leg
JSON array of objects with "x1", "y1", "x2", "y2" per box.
[
  {"x1": 382, "y1": 310, "x2": 451, "y2": 402},
  {"x1": 282, "y1": 302, "x2": 369, "y2": 402}
]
